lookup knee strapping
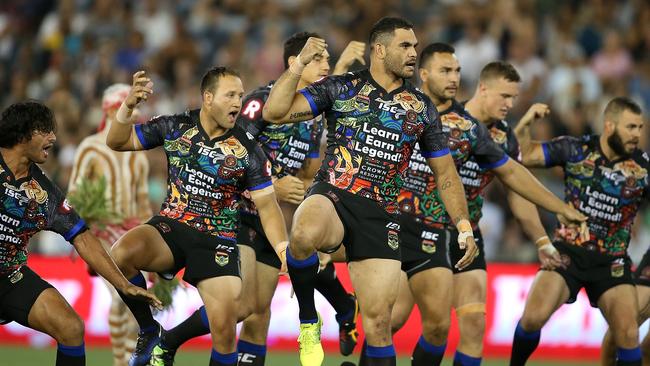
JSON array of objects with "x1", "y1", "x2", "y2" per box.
[{"x1": 455, "y1": 303, "x2": 486, "y2": 317}]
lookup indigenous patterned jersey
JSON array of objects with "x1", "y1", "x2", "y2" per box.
[
  {"x1": 460, "y1": 119, "x2": 520, "y2": 227},
  {"x1": 543, "y1": 135, "x2": 650, "y2": 256},
  {"x1": 300, "y1": 69, "x2": 449, "y2": 213},
  {"x1": 135, "y1": 109, "x2": 272, "y2": 239},
  {"x1": 0, "y1": 158, "x2": 87, "y2": 277},
  {"x1": 237, "y1": 82, "x2": 324, "y2": 178},
  {"x1": 236, "y1": 83, "x2": 324, "y2": 215},
  {"x1": 398, "y1": 100, "x2": 508, "y2": 225}
]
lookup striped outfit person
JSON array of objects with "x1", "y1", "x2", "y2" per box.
[{"x1": 68, "y1": 84, "x2": 151, "y2": 366}]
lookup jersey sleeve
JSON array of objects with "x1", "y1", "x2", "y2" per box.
[
  {"x1": 541, "y1": 136, "x2": 582, "y2": 167},
  {"x1": 134, "y1": 114, "x2": 176, "y2": 149},
  {"x1": 505, "y1": 126, "x2": 522, "y2": 161},
  {"x1": 419, "y1": 98, "x2": 450, "y2": 158},
  {"x1": 246, "y1": 143, "x2": 273, "y2": 191},
  {"x1": 236, "y1": 90, "x2": 268, "y2": 138},
  {"x1": 299, "y1": 75, "x2": 344, "y2": 117},
  {"x1": 641, "y1": 152, "x2": 650, "y2": 201},
  {"x1": 473, "y1": 122, "x2": 509, "y2": 170},
  {"x1": 47, "y1": 183, "x2": 88, "y2": 243},
  {"x1": 307, "y1": 118, "x2": 324, "y2": 158}
]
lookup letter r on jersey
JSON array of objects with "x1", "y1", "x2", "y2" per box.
[{"x1": 243, "y1": 99, "x2": 262, "y2": 119}]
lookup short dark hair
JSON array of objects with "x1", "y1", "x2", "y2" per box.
[
  {"x1": 200, "y1": 66, "x2": 240, "y2": 95},
  {"x1": 419, "y1": 43, "x2": 455, "y2": 69},
  {"x1": 283, "y1": 31, "x2": 321, "y2": 69},
  {"x1": 604, "y1": 96, "x2": 642, "y2": 120},
  {"x1": 479, "y1": 61, "x2": 521, "y2": 83},
  {"x1": 369, "y1": 17, "x2": 414, "y2": 45},
  {"x1": 0, "y1": 101, "x2": 57, "y2": 148}
]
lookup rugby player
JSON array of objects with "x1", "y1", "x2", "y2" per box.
[
  {"x1": 264, "y1": 17, "x2": 477, "y2": 366},
  {"x1": 391, "y1": 46, "x2": 577, "y2": 366},
  {"x1": 0, "y1": 101, "x2": 160, "y2": 366},
  {"x1": 510, "y1": 97, "x2": 646, "y2": 366},
  {"x1": 106, "y1": 67, "x2": 289, "y2": 366},
  {"x1": 68, "y1": 83, "x2": 153, "y2": 366},
  {"x1": 148, "y1": 34, "x2": 365, "y2": 366}
]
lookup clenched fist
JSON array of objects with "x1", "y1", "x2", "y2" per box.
[
  {"x1": 124, "y1": 71, "x2": 154, "y2": 110},
  {"x1": 298, "y1": 37, "x2": 328, "y2": 66}
]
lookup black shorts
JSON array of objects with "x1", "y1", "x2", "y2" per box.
[
  {"x1": 552, "y1": 241, "x2": 634, "y2": 307},
  {"x1": 0, "y1": 266, "x2": 53, "y2": 326},
  {"x1": 449, "y1": 228, "x2": 486, "y2": 274},
  {"x1": 147, "y1": 216, "x2": 240, "y2": 286},
  {"x1": 237, "y1": 213, "x2": 281, "y2": 269},
  {"x1": 308, "y1": 182, "x2": 401, "y2": 262},
  {"x1": 399, "y1": 214, "x2": 451, "y2": 278},
  {"x1": 635, "y1": 251, "x2": 650, "y2": 287}
]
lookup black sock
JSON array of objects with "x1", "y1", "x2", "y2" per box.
[
  {"x1": 366, "y1": 344, "x2": 396, "y2": 366},
  {"x1": 117, "y1": 273, "x2": 157, "y2": 330},
  {"x1": 286, "y1": 248, "x2": 319, "y2": 322},
  {"x1": 56, "y1": 343, "x2": 85, "y2": 366},
  {"x1": 237, "y1": 339, "x2": 267, "y2": 365},
  {"x1": 162, "y1": 305, "x2": 210, "y2": 349},
  {"x1": 314, "y1": 262, "x2": 355, "y2": 322},
  {"x1": 617, "y1": 347, "x2": 642, "y2": 366},
  {"x1": 359, "y1": 340, "x2": 368, "y2": 366},
  {"x1": 412, "y1": 335, "x2": 445, "y2": 366},
  {"x1": 509, "y1": 320, "x2": 540, "y2": 366},
  {"x1": 454, "y1": 351, "x2": 481, "y2": 366},
  {"x1": 209, "y1": 349, "x2": 237, "y2": 366}
]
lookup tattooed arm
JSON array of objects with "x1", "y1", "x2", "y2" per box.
[
  {"x1": 427, "y1": 154, "x2": 470, "y2": 225},
  {"x1": 427, "y1": 154, "x2": 478, "y2": 270},
  {"x1": 263, "y1": 37, "x2": 327, "y2": 124}
]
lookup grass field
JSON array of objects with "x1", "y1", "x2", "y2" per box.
[{"x1": 0, "y1": 345, "x2": 597, "y2": 366}]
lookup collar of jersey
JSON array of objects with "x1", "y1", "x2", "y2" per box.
[
  {"x1": 191, "y1": 109, "x2": 234, "y2": 144},
  {"x1": 360, "y1": 68, "x2": 409, "y2": 97}
]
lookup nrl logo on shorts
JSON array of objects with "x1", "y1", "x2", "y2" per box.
[
  {"x1": 387, "y1": 230, "x2": 399, "y2": 250},
  {"x1": 156, "y1": 222, "x2": 171, "y2": 233},
  {"x1": 610, "y1": 258, "x2": 625, "y2": 278},
  {"x1": 215, "y1": 251, "x2": 229, "y2": 266},
  {"x1": 421, "y1": 239, "x2": 436, "y2": 254}
]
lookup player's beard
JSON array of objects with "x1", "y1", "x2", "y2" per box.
[
  {"x1": 607, "y1": 129, "x2": 633, "y2": 158},
  {"x1": 384, "y1": 52, "x2": 413, "y2": 79}
]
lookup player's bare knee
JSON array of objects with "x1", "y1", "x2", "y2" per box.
[
  {"x1": 55, "y1": 312, "x2": 85, "y2": 345},
  {"x1": 289, "y1": 224, "x2": 318, "y2": 255},
  {"x1": 110, "y1": 241, "x2": 134, "y2": 272},
  {"x1": 422, "y1": 317, "x2": 451, "y2": 341},
  {"x1": 253, "y1": 302, "x2": 271, "y2": 318},
  {"x1": 237, "y1": 304, "x2": 254, "y2": 322},
  {"x1": 390, "y1": 313, "x2": 409, "y2": 334},
  {"x1": 613, "y1": 325, "x2": 639, "y2": 347},
  {"x1": 290, "y1": 223, "x2": 317, "y2": 244},
  {"x1": 363, "y1": 312, "x2": 392, "y2": 338},
  {"x1": 519, "y1": 313, "x2": 545, "y2": 332}
]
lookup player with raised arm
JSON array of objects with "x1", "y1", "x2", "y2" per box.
[
  {"x1": 105, "y1": 68, "x2": 289, "y2": 366},
  {"x1": 510, "y1": 97, "x2": 646, "y2": 366},
  {"x1": 0, "y1": 101, "x2": 160, "y2": 366},
  {"x1": 263, "y1": 17, "x2": 477, "y2": 366},
  {"x1": 147, "y1": 34, "x2": 366, "y2": 366},
  {"x1": 68, "y1": 83, "x2": 153, "y2": 366}
]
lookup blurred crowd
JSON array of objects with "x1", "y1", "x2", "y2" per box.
[{"x1": 1, "y1": 0, "x2": 649, "y2": 263}]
